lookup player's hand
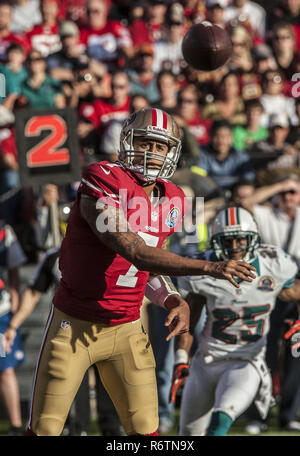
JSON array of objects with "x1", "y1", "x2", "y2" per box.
[
  {"x1": 205, "y1": 260, "x2": 256, "y2": 288},
  {"x1": 284, "y1": 319, "x2": 300, "y2": 340},
  {"x1": 2, "y1": 327, "x2": 17, "y2": 354},
  {"x1": 164, "y1": 294, "x2": 190, "y2": 342},
  {"x1": 169, "y1": 363, "x2": 190, "y2": 404}
]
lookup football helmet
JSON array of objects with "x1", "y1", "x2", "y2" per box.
[
  {"x1": 210, "y1": 207, "x2": 260, "y2": 262},
  {"x1": 119, "y1": 108, "x2": 181, "y2": 181}
]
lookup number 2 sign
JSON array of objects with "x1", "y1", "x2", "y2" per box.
[{"x1": 16, "y1": 107, "x2": 81, "y2": 186}]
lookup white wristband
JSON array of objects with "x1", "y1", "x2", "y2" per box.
[
  {"x1": 174, "y1": 349, "x2": 189, "y2": 365},
  {"x1": 145, "y1": 275, "x2": 180, "y2": 308}
]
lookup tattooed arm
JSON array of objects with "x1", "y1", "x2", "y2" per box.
[{"x1": 79, "y1": 194, "x2": 256, "y2": 286}]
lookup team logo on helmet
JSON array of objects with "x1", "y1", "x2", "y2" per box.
[
  {"x1": 166, "y1": 207, "x2": 180, "y2": 228},
  {"x1": 257, "y1": 276, "x2": 275, "y2": 292}
]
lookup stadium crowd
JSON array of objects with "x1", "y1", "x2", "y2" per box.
[{"x1": 0, "y1": 0, "x2": 300, "y2": 437}]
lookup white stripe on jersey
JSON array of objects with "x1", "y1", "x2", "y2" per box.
[{"x1": 81, "y1": 178, "x2": 119, "y2": 200}]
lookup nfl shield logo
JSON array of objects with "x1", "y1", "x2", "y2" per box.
[
  {"x1": 61, "y1": 320, "x2": 71, "y2": 330},
  {"x1": 166, "y1": 207, "x2": 180, "y2": 228}
]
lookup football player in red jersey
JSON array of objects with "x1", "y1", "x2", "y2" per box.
[{"x1": 25, "y1": 108, "x2": 256, "y2": 436}]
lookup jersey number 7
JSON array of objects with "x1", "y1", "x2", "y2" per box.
[{"x1": 116, "y1": 232, "x2": 159, "y2": 288}]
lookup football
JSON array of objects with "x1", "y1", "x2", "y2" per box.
[{"x1": 182, "y1": 22, "x2": 233, "y2": 72}]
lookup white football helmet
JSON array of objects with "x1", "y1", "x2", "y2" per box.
[
  {"x1": 210, "y1": 207, "x2": 260, "y2": 262},
  {"x1": 119, "y1": 108, "x2": 181, "y2": 181}
]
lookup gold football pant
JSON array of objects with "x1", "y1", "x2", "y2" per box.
[{"x1": 28, "y1": 306, "x2": 158, "y2": 436}]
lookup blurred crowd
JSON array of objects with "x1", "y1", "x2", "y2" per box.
[
  {"x1": 0, "y1": 0, "x2": 300, "y2": 436},
  {"x1": 0, "y1": 0, "x2": 300, "y2": 257}
]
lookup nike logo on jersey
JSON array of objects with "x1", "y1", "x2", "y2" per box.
[{"x1": 100, "y1": 165, "x2": 110, "y2": 175}]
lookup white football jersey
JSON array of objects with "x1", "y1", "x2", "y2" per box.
[{"x1": 178, "y1": 245, "x2": 297, "y2": 360}]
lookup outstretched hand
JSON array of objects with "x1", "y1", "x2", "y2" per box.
[
  {"x1": 206, "y1": 260, "x2": 256, "y2": 288},
  {"x1": 164, "y1": 294, "x2": 190, "y2": 342}
]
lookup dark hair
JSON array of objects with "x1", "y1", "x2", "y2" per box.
[
  {"x1": 210, "y1": 120, "x2": 232, "y2": 135},
  {"x1": 177, "y1": 84, "x2": 198, "y2": 104},
  {"x1": 272, "y1": 21, "x2": 294, "y2": 36},
  {"x1": 6, "y1": 42, "x2": 24, "y2": 55},
  {"x1": 261, "y1": 69, "x2": 283, "y2": 84},
  {"x1": 244, "y1": 99, "x2": 264, "y2": 112},
  {"x1": 230, "y1": 179, "x2": 255, "y2": 195},
  {"x1": 157, "y1": 69, "x2": 177, "y2": 85},
  {"x1": 129, "y1": 93, "x2": 149, "y2": 112},
  {"x1": 220, "y1": 70, "x2": 239, "y2": 86},
  {"x1": 0, "y1": 1, "x2": 12, "y2": 8}
]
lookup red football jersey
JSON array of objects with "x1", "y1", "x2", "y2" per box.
[
  {"x1": 0, "y1": 32, "x2": 29, "y2": 62},
  {"x1": 79, "y1": 21, "x2": 132, "y2": 65},
  {"x1": 79, "y1": 97, "x2": 130, "y2": 129},
  {"x1": 53, "y1": 161, "x2": 187, "y2": 325},
  {"x1": 26, "y1": 24, "x2": 61, "y2": 57}
]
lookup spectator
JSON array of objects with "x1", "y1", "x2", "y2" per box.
[
  {"x1": 20, "y1": 49, "x2": 65, "y2": 109},
  {"x1": 195, "y1": 120, "x2": 255, "y2": 190},
  {"x1": 270, "y1": 22, "x2": 300, "y2": 94},
  {"x1": 176, "y1": 85, "x2": 212, "y2": 147},
  {"x1": 259, "y1": 70, "x2": 298, "y2": 127},
  {"x1": 79, "y1": 0, "x2": 133, "y2": 71},
  {"x1": 152, "y1": 3, "x2": 186, "y2": 76},
  {"x1": 224, "y1": 0, "x2": 266, "y2": 40},
  {"x1": 252, "y1": 43, "x2": 278, "y2": 76},
  {"x1": 202, "y1": 71, "x2": 246, "y2": 126},
  {"x1": 153, "y1": 70, "x2": 178, "y2": 115},
  {"x1": 79, "y1": 70, "x2": 130, "y2": 137},
  {"x1": 228, "y1": 25, "x2": 254, "y2": 74},
  {"x1": 0, "y1": 1, "x2": 28, "y2": 62},
  {"x1": 68, "y1": 61, "x2": 109, "y2": 109},
  {"x1": 129, "y1": 93, "x2": 149, "y2": 113},
  {"x1": 34, "y1": 184, "x2": 62, "y2": 251},
  {"x1": 205, "y1": 0, "x2": 227, "y2": 28},
  {"x1": 249, "y1": 113, "x2": 299, "y2": 183},
  {"x1": 47, "y1": 21, "x2": 86, "y2": 82},
  {"x1": 233, "y1": 99, "x2": 268, "y2": 152},
  {"x1": 11, "y1": 0, "x2": 42, "y2": 34},
  {"x1": 287, "y1": 98, "x2": 300, "y2": 151},
  {"x1": 127, "y1": 43, "x2": 160, "y2": 104},
  {"x1": 229, "y1": 178, "x2": 255, "y2": 206},
  {"x1": 129, "y1": 0, "x2": 168, "y2": 48},
  {"x1": 268, "y1": 0, "x2": 300, "y2": 47},
  {"x1": 99, "y1": 94, "x2": 150, "y2": 163},
  {"x1": 0, "y1": 221, "x2": 27, "y2": 436},
  {"x1": 58, "y1": 0, "x2": 87, "y2": 25},
  {"x1": 0, "y1": 43, "x2": 28, "y2": 97},
  {"x1": 26, "y1": 0, "x2": 61, "y2": 58}
]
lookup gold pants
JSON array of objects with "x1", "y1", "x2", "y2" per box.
[{"x1": 28, "y1": 306, "x2": 158, "y2": 436}]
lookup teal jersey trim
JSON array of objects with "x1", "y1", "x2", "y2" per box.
[{"x1": 282, "y1": 275, "x2": 296, "y2": 289}]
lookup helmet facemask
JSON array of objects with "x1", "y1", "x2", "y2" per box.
[
  {"x1": 120, "y1": 126, "x2": 181, "y2": 182},
  {"x1": 211, "y1": 230, "x2": 260, "y2": 263}
]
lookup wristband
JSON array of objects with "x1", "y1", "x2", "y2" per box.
[
  {"x1": 146, "y1": 275, "x2": 180, "y2": 308},
  {"x1": 174, "y1": 349, "x2": 189, "y2": 365}
]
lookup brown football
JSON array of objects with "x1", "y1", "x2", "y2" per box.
[{"x1": 182, "y1": 22, "x2": 233, "y2": 71}]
